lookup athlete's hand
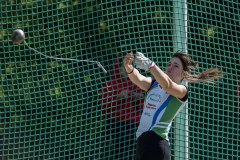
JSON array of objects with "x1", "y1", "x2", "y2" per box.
[
  {"x1": 134, "y1": 52, "x2": 155, "y2": 71},
  {"x1": 124, "y1": 52, "x2": 134, "y2": 73}
]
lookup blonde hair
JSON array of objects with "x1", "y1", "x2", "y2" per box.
[{"x1": 173, "y1": 51, "x2": 223, "y2": 83}]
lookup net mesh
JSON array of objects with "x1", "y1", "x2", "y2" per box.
[{"x1": 0, "y1": 0, "x2": 239, "y2": 159}]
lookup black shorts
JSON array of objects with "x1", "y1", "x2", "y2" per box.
[{"x1": 136, "y1": 131, "x2": 170, "y2": 160}]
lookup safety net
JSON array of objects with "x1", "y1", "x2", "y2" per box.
[{"x1": 0, "y1": 0, "x2": 239, "y2": 159}]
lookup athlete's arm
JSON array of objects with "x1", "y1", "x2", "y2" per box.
[
  {"x1": 124, "y1": 52, "x2": 152, "y2": 91},
  {"x1": 150, "y1": 65, "x2": 187, "y2": 99}
]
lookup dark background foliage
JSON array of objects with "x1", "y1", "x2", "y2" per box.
[{"x1": 0, "y1": 0, "x2": 239, "y2": 159}]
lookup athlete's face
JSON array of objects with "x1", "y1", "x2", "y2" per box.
[{"x1": 165, "y1": 57, "x2": 184, "y2": 84}]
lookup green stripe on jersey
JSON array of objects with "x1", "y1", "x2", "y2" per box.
[{"x1": 159, "y1": 97, "x2": 182, "y2": 123}]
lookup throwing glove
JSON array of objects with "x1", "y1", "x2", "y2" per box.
[{"x1": 134, "y1": 52, "x2": 155, "y2": 71}]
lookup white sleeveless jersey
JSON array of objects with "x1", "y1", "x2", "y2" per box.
[{"x1": 136, "y1": 81, "x2": 188, "y2": 141}]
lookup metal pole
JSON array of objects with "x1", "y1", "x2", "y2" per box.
[{"x1": 173, "y1": 0, "x2": 189, "y2": 159}]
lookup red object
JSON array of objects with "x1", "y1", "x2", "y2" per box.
[{"x1": 100, "y1": 58, "x2": 144, "y2": 122}]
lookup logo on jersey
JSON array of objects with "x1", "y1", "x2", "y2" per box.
[
  {"x1": 145, "y1": 93, "x2": 162, "y2": 110},
  {"x1": 144, "y1": 112, "x2": 151, "y2": 117},
  {"x1": 146, "y1": 93, "x2": 162, "y2": 103},
  {"x1": 146, "y1": 103, "x2": 156, "y2": 109}
]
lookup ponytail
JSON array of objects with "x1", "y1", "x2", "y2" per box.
[
  {"x1": 173, "y1": 51, "x2": 223, "y2": 83},
  {"x1": 184, "y1": 68, "x2": 223, "y2": 83}
]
